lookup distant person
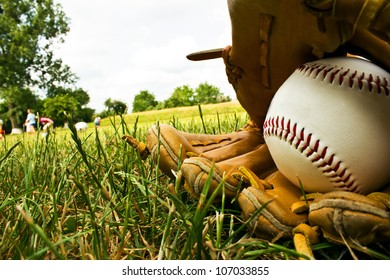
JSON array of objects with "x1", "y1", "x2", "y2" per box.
[
  {"x1": 24, "y1": 109, "x2": 36, "y2": 134},
  {"x1": 94, "y1": 117, "x2": 101, "y2": 127},
  {"x1": 0, "y1": 119, "x2": 5, "y2": 140},
  {"x1": 40, "y1": 117, "x2": 54, "y2": 137}
]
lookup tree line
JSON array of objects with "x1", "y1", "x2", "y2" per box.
[
  {"x1": 0, "y1": 0, "x2": 95, "y2": 132},
  {"x1": 0, "y1": 1, "x2": 231, "y2": 133},
  {"x1": 0, "y1": 1, "x2": 120, "y2": 132},
  {"x1": 132, "y1": 82, "x2": 231, "y2": 113}
]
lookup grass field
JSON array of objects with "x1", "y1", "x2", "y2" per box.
[{"x1": 0, "y1": 102, "x2": 388, "y2": 260}]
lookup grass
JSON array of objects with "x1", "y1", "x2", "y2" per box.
[{"x1": 0, "y1": 102, "x2": 388, "y2": 260}]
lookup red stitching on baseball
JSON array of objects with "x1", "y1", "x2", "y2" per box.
[
  {"x1": 297, "y1": 62, "x2": 390, "y2": 96},
  {"x1": 263, "y1": 116, "x2": 359, "y2": 192}
]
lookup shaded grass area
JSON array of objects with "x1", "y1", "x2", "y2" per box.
[{"x1": 0, "y1": 103, "x2": 388, "y2": 260}]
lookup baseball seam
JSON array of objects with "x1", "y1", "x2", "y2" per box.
[
  {"x1": 263, "y1": 116, "x2": 359, "y2": 193},
  {"x1": 296, "y1": 62, "x2": 389, "y2": 96}
]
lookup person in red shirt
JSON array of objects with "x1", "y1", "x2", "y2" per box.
[
  {"x1": 0, "y1": 120, "x2": 5, "y2": 140},
  {"x1": 40, "y1": 117, "x2": 54, "y2": 137}
]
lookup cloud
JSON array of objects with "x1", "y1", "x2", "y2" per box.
[{"x1": 56, "y1": 0, "x2": 233, "y2": 112}]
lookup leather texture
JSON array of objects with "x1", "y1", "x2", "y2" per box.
[
  {"x1": 308, "y1": 191, "x2": 390, "y2": 245},
  {"x1": 238, "y1": 171, "x2": 308, "y2": 241},
  {"x1": 146, "y1": 122, "x2": 277, "y2": 198}
]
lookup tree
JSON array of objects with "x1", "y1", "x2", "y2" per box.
[
  {"x1": 47, "y1": 87, "x2": 90, "y2": 106},
  {"x1": 104, "y1": 98, "x2": 127, "y2": 115},
  {"x1": 0, "y1": 87, "x2": 42, "y2": 132},
  {"x1": 0, "y1": 0, "x2": 75, "y2": 129},
  {"x1": 194, "y1": 82, "x2": 230, "y2": 104},
  {"x1": 44, "y1": 86, "x2": 94, "y2": 123},
  {"x1": 132, "y1": 90, "x2": 158, "y2": 112},
  {"x1": 42, "y1": 94, "x2": 78, "y2": 126},
  {"x1": 164, "y1": 85, "x2": 195, "y2": 108}
]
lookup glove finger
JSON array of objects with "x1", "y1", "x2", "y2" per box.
[
  {"x1": 197, "y1": 129, "x2": 264, "y2": 162},
  {"x1": 146, "y1": 123, "x2": 235, "y2": 177},
  {"x1": 308, "y1": 191, "x2": 390, "y2": 245},
  {"x1": 146, "y1": 123, "x2": 275, "y2": 180},
  {"x1": 180, "y1": 157, "x2": 243, "y2": 199},
  {"x1": 238, "y1": 171, "x2": 308, "y2": 241},
  {"x1": 176, "y1": 120, "x2": 266, "y2": 162},
  {"x1": 177, "y1": 129, "x2": 237, "y2": 153},
  {"x1": 146, "y1": 124, "x2": 188, "y2": 178},
  {"x1": 330, "y1": 1, "x2": 390, "y2": 69},
  {"x1": 145, "y1": 123, "x2": 247, "y2": 172},
  {"x1": 180, "y1": 144, "x2": 277, "y2": 199}
]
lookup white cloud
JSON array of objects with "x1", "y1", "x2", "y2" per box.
[{"x1": 56, "y1": 0, "x2": 233, "y2": 112}]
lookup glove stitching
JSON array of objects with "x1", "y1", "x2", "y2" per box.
[
  {"x1": 151, "y1": 125, "x2": 180, "y2": 165},
  {"x1": 183, "y1": 158, "x2": 239, "y2": 194},
  {"x1": 332, "y1": 208, "x2": 347, "y2": 240},
  {"x1": 309, "y1": 198, "x2": 390, "y2": 218},
  {"x1": 242, "y1": 188, "x2": 294, "y2": 235},
  {"x1": 194, "y1": 171, "x2": 204, "y2": 195}
]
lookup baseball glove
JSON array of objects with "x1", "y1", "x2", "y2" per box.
[
  {"x1": 237, "y1": 171, "x2": 309, "y2": 241},
  {"x1": 308, "y1": 191, "x2": 390, "y2": 246},
  {"x1": 237, "y1": 169, "x2": 390, "y2": 258},
  {"x1": 144, "y1": 121, "x2": 276, "y2": 199},
  {"x1": 181, "y1": 0, "x2": 390, "y2": 198},
  {"x1": 123, "y1": 0, "x2": 390, "y2": 259}
]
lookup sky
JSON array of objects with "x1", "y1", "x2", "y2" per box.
[{"x1": 56, "y1": 0, "x2": 234, "y2": 113}]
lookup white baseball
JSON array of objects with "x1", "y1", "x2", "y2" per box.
[{"x1": 263, "y1": 57, "x2": 390, "y2": 194}]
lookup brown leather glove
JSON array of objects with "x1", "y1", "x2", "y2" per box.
[
  {"x1": 237, "y1": 170, "x2": 390, "y2": 258},
  {"x1": 237, "y1": 171, "x2": 308, "y2": 241},
  {"x1": 191, "y1": 0, "x2": 389, "y2": 128},
  {"x1": 304, "y1": 0, "x2": 390, "y2": 70},
  {"x1": 145, "y1": 122, "x2": 276, "y2": 199},
  {"x1": 308, "y1": 191, "x2": 390, "y2": 246}
]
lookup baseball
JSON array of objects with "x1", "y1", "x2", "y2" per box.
[{"x1": 263, "y1": 57, "x2": 390, "y2": 194}]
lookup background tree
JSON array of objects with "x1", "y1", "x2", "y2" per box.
[
  {"x1": 132, "y1": 90, "x2": 158, "y2": 112},
  {"x1": 194, "y1": 82, "x2": 230, "y2": 104},
  {"x1": 42, "y1": 94, "x2": 78, "y2": 127},
  {"x1": 44, "y1": 86, "x2": 94, "y2": 124},
  {"x1": 164, "y1": 85, "x2": 194, "y2": 108},
  {"x1": 0, "y1": 87, "x2": 41, "y2": 133},
  {"x1": 104, "y1": 98, "x2": 127, "y2": 115},
  {"x1": 0, "y1": 0, "x2": 76, "y2": 129}
]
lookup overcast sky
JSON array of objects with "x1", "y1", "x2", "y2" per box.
[{"x1": 56, "y1": 0, "x2": 234, "y2": 112}]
